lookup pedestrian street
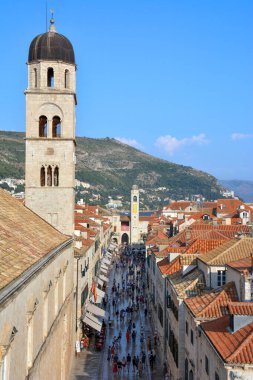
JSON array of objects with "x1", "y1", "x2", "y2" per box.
[{"x1": 72, "y1": 247, "x2": 164, "y2": 380}]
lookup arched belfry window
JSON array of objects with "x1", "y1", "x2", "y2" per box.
[
  {"x1": 52, "y1": 116, "x2": 61, "y2": 137},
  {"x1": 40, "y1": 166, "x2": 46, "y2": 186},
  {"x1": 54, "y1": 167, "x2": 59, "y2": 186},
  {"x1": 47, "y1": 166, "x2": 52, "y2": 186},
  {"x1": 64, "y1": 69, "x2": 70, "y2": 88},
  {"x1": 47, "y1": 68, "x2": 54, "y2": 87},
  {"x1": 34, "y1": 68, "x2": 37, "y2": 88},
  {"x1": 133, "y1": 196, "x2": 137, "y2": 202},
  {"x1": 39, "y1": 116, "x2": 47, "y2": 137}
]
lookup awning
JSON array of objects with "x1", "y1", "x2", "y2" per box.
[
  {"x1": 100, "y1": 264, "x2": 108, "y2": 271},
  {"x1": 97, "y1": 278, "x2": 104, "y2": 287},
  {"x1": 86, "y1": 303, "x2": 107, "y2": 319},
  {"x1": 100, "y1": 268, "x2": 108, "y2": 275},
  {"x1": 97, "y1": 288, "x2": 105, "y2": 298},
  {"x1": 102, "y1": 258, "x2": 111, "y2": 266},
  {"x1": 83, "y1": 313, "x2": 102, "y2": 332},
  {"x1": 106, "y1": 251, "x2": 112, "y2": 258},
  {"x1": 99, "y1": 274, "x2": 109, "y2": 283}
]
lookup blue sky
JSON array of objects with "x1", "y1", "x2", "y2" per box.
[{"x1": 1, "y1": 1, "x2": 253, "y2": 180}]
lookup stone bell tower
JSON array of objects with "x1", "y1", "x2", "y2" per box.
[
  {"x1": 130, "y1": 185, "x2": 140, "y2": 243},
  {"x1": 25, "y1": 17, "x2": 76, "y2": 235}
]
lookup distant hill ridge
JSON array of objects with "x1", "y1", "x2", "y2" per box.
[{"x1": 0, "y1": 131, "x2": 224, "y2": 208}]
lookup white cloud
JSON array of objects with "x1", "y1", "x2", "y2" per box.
[
  {"x1": 115, "y1": 137, "x2": 141, "y2": 149},
  {"x1": 155, "y1": 133, "x2": 208, "y2": 156},
  {"x1": 231, "y1": 133, "x2": 253, "y2": 141}
]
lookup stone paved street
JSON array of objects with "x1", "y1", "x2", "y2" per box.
[{"x1": 72, "y1": 249, "x2": 165, "y2": 380}]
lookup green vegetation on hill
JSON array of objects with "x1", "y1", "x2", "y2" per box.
[{"x1": 0, "y1": 131, "x2": 223, "y2": 208}]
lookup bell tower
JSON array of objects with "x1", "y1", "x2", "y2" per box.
[
  {"x1": 130, "y1": 185, "x2": 140, "y2": 243},
  {"x1": 25, "y1": 17, "x2": 76, "y2": 235}
]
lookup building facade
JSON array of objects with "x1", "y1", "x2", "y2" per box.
[{"x1": 25, "y1": 17, "x2": 76, "y2": 236}]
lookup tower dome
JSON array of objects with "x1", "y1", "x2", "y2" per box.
[{"x1": 28, "y1": 18, "x2": 75, "y2": 64}]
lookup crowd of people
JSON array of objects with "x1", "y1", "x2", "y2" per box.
[{"x1": 103, "y1": 244, "x2": 165, "y2": 379}]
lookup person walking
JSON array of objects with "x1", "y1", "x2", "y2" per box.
[
  {"x1": 122, "y1": 356, "x2": 127, "y2": 372},
  {"x1": 107, "y1": 346, "x2": 111, "y2": 361},
  {"x1": 127, "y1": 353, "x2": 131, "y2": 373},
  {"x1": 147, "y1": 336, "x2": 151, "y2": 352},
  {"x1": 152, "y1": 348, "x2": 156, "y2": 365},
  {"x1": 149, "y1": 352, "x2": 154, "y2": 370},
  {"x1": 112, "y1": 361, "x2": 118, "y2": 378},
  {"x1": 126, "y1": 329, "x2": 130, "y2": 344},
  {"x1": 138, "y1": 360, "x2": 143, "y2": 378},
  {"x1": 141, "y1": 351, "x2": 146, "y2": 367},
  {"x1": 132, "y1": 355, "x2": 136, "y2": 374}
]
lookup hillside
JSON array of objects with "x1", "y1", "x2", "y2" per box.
[
  {"x1": 219, "y1": 179, "x2": 253, "y2": 203},
  {"x1": 0, "y1": 131, "x2": 223, "y2": 208}
]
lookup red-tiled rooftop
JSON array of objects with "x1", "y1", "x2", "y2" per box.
[
  {"x1": 0, "y1": 189, "x2": 70, "y2": 291},
  {"x1": 227, "y1": 256, "x2": 252, "y2": 275},
  {"x1": 198, "y1": 238, "x2": 253, "y2": 265},
  {"x1": 228, "y1": 302, "x2": 253, "y2": 316},
  {"x1": 185, "y1": 282, "x2": 238, "y2": 319},
  {"x1": 158, "y1": 256, "x2": 181, "y2": 275},
  {"x1": 201, "y1": 315, "x2": 253, "y2": 364}
]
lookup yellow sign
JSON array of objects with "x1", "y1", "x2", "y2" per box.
[{"x1": 132, "y1": 203, "x2": 137, "y2": 214}]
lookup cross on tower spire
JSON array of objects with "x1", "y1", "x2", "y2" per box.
[{"x1": 49, "y1": 9, "x2": 56, "y2": 32}]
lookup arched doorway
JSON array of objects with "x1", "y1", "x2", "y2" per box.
[
  {"x1": 189, "y1": 370, "x2": 194, "y2": 380},
  {"x1": 121, "y1": 233, "x2": 129, "y2": 244}
]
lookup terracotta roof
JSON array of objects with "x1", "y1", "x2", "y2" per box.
[
  {"x1": 189, "y1": 223, "x2": 251, "y2": 235},
  {"x1": 185, "y1": 238, "x2": 229, "y2": 254},
  {"x1": 0, "y1": 189, "x2": 69, "y2": 291},
  {"x1": 169, "y1": 268, "x2": 205, "y2": 299},
  {"x1": 158, "y1": 256, "x2": 181, "y2": 275},
  {"x1": 147, "y1": 229, "x2": 170, "y2": 245},
  {"x1": 201, "y1": 315, "x2": 253, "y2": 364},
  {"x1": 198, "y1": 238, "x2": 253, "y2": 265},
  {"x1": 228, "y1": 302, "x2": 253, "y2": 316},
  {"x1": 227, "y1": 256, "x2": 252, "y2": 275},
  {"x1": 216, "y1": 199, "x2": 251, "y2": 214},
  {"x1": 164, "y1": 201, "x2": 192, "y2": 211},
  {"x1": 184, "y1": 282, "x2": 238, "y2": 319}
]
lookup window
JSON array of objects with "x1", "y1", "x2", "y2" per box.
[
  {"x1": 190, "y1": 329, "x2": 194, "y2": 345},
  {"x1": 217, "y1": 270, "x2": 226, "y2": 286},
  {"x1": 34, "y1": 68, "x2": 37, "y2": 88},
  {"x1": 185, "y1": 321, "x2": 188, "y2": 335},
  {"x1": 169, "y1": 328, "x2": 178, "y2": 366},
  {"x1": 39, "y1": 115, "x2": 47, "y2": 137},
  {"x1": 215, "y1": 372, "x2": 220, "y2": 380},
  {"x1": 40, "y1": 166, "x2": 46, "y2": 186},
  {"x1": 64, "y1": 69, "x2": 70, "y2": 88},
  {"x1": 185, "y1": 358, "x2": 189, "y2": 380},
  {"x1": 52, "y1": 116, "x2": 61, "y2": 137},
  {"x1": 47, "y1": 67, "x2": 54, "y2": 87},
  {"x1": 47, "y1": 166, "x2": 52, "y2": 186},
  {"x1": 54, "y1": 166, "x2": 59, "y2": 186},
  {"x1": 133, "y1": 195, "x2": 137, "y2": 202},
  {"x1": 205, "y1": 355, "x2": 209, "y2": 375},
  {"x1": 167, "y1": 296, "x2": 178, "y2": 320},
  {"x1": 158, "y1": 304, "x2": 163, "y2": 326}
]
